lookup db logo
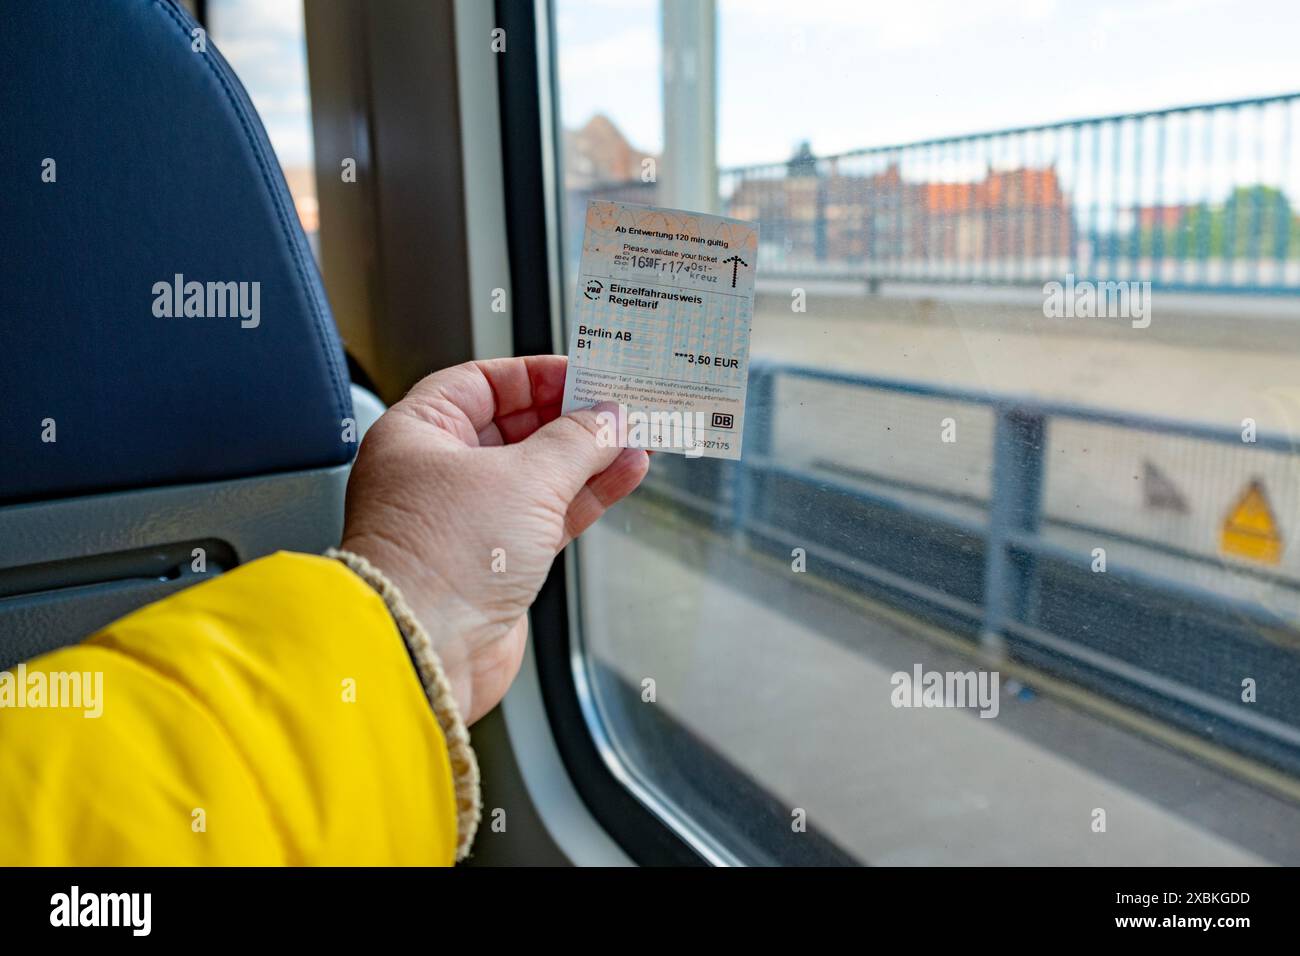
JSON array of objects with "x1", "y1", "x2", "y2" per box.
[
  {"x1": 584, "y1": 279, "x2": 603, "y2": 300},
  {"x1": 711, "y1": 413, "x2": 734, "y2": 429}
]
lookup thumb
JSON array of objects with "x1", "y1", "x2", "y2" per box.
[{"x1": 515, "y1": 402, "x2": 626, "y2": 500}]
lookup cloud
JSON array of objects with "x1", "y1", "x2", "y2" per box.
[
  {"x1": 559, "y1": 26, "x2": 659, "y2": 83},
  {"x1": 208, "y1": 0, "x2": 306, "y2": 37},
  {"x1": 724, "y1": 0, "x2": 1064, "y2": 52}
]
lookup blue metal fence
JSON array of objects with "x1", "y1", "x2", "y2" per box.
[
  {"x1": 572, "y1": 93, "x2": 1300, "y2": 773},
  {"x1": 574, "y1": 93, "x2": 1300, "y2": 295},
  {"x1": 641, "y1": 360, "x2": 1300, "y2": 775}
]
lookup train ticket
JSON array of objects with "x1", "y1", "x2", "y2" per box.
[{"x1": 561, "y1": 200, "x2": 760, "y2": 460}]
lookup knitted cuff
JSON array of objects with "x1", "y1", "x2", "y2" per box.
[{"x1": 325, "y1": 547, "x2": 481, "y2": 862}]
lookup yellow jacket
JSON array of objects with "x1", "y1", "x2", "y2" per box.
[{"x1": 0, "y1": 552, "x2": 459, "y2": 865}]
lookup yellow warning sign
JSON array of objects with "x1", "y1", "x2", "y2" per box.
[{"x1": 1221, "y1": 480, "x2": 1283, "y2": 565}]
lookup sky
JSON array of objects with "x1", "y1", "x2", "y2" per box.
[
  {"x1": 556, "y1": 0, "x2": 1300, "y2": 168},
  {"x1": 208, "y1": 0, "x2": 314, "y2": 168},
  {"x1": 209, "y1": 0, "x2": 1300, "y2": 195}
]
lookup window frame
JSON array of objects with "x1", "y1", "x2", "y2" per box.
[
  {"x1": 496, "y1": 0, "x2": 871, "y2": 868},
  {"x1": 494, "y1": 0, "x2": 712, "y2": 867}
]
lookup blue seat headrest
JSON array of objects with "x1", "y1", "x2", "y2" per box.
[{"x1": 0, "y1": 0, "x2": 354, "y2": 505}]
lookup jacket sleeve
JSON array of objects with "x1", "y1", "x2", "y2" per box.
[{"x1": 0, "y1": 551, "x2": 459, "y2": 866}]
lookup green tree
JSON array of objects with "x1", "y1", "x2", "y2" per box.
[
  {"x1": 1132, "y1": 184, "x2": 1299, "y2": 259},
  {"x1": 1222, "y1": 185, "x2": 1294, "y2": 257}
]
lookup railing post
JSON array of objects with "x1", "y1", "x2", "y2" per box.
[
  {"x1": 732, "y1": 363, "x2": 774, "y2": 532},
  {"x1": 815, "y1": 177, "x2": 828, "y2": 262},
  {"x1": 981, "y1": 406, "x2": 1046, "y2": 654}
]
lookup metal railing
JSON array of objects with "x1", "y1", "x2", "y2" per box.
[
  {"x1": 641, "y1": 360, "x2": 1300, "y2": 775},
  {"x1": 572, "y1": 93, "x2": 1300, "y2": 295}
]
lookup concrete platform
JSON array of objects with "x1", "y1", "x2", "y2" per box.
[{"x1": 577, "y1": 501, "x2": 1300, "y2": 864}]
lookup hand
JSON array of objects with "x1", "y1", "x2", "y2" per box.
[{"x1": 339, "y1": 355, "x2": 648, "y2": 724}]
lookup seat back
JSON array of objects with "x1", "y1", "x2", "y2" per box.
[{"x1": 0, "y1": 0, "x2": 358, "y2": 663}]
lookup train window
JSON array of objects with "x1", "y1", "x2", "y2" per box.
[
  {"x1": 207, "y1": 0, "x2": 319, "y2": 253},
  {"x1": 549, "y1": 0, "x2": 1300, "y2": 863}
]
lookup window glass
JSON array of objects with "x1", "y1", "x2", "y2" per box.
[
  {"x1": 208, "y1": 0, "x2": 319, "y2": 254},
  {"x1": 554, "y1": 0, "x2": 1300, "y2": 864}
]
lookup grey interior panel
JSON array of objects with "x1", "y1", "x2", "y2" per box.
[{"x1": 0, "y1": 463, "x2": 350, "y2": 667}]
